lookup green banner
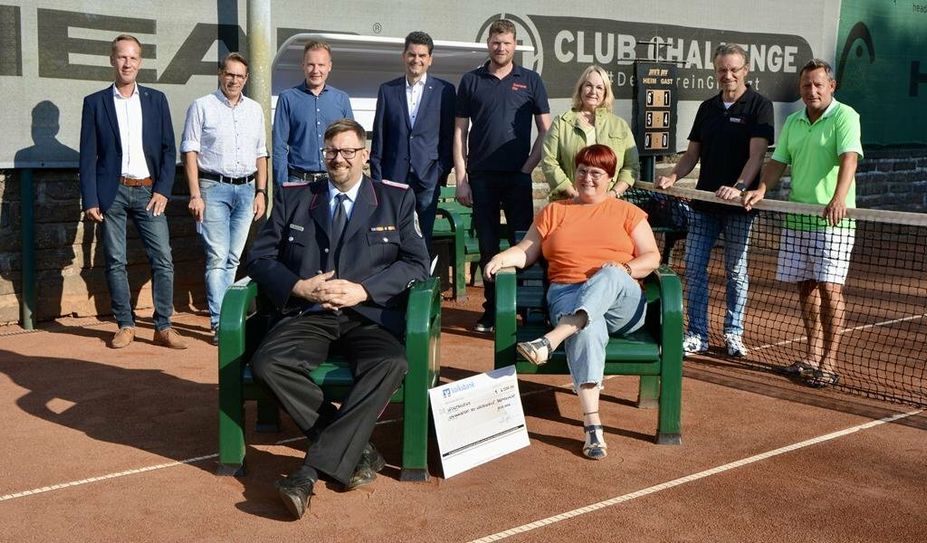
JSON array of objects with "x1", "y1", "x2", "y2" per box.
[{"x1": 836, "y1": 0, "x2": 927, "y2": 146}]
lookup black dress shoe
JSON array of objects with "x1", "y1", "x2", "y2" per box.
[
  {"x1": 473, "y1": 312, "x2": 495, "y2": 333},
  {"x1": 275, "y1": 477, "x2": 315, "y2": 519},
  {"x1": 344, "y1": 442, "x2": 386, "y2": 491}
]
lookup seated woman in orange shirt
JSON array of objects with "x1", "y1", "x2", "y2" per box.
[{"x1": 484, "y1": 144, "x2": 660, "y2": 460}]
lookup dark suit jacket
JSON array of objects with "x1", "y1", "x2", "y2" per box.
[
  {"x1": 79, "y1": 84, "x2": 176, "y2": 213},
  {"x1": 369, "y1": 75, "x2": 455, "y2": 190},
  {"x1": 246, "y1": 176, "x2": 430, "y2": 337}
]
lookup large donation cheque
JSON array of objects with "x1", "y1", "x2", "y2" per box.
[{"x1": 429, "y1": 366, "x2": 530, "y2": 478}]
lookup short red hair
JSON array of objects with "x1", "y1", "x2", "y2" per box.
[{"x1": 574, "y1": 144, "x2": 617, "y2": 178}]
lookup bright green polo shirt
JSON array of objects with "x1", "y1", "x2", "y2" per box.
[{"x1": 772, "y1": 100, "x2": 863, "y2": 230}]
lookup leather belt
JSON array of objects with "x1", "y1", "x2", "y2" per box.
[
  {"x1": 198, "y1": 170, "x2": 254, "y2": 185},
  {"x1": 288, "y1": 168, "x2": 327, "y2": 182},
  {"x1": 120, "y1": 176, "x2": 153, "y2": 187}
]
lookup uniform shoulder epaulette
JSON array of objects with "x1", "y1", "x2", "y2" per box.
[{"x1": 380, "y1": 179, "x2": 411, "y2": 190}]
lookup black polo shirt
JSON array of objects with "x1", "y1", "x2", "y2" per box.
[
  {"x1": 456, "y1": 62, "x2": 550, "y2": 173},
  {"x1": 688, "y1": 85, "x2": 774, "y2": 213}
]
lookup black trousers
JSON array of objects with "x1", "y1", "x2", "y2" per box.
[
  {"x1": 251, "y1": 310, "x2": 407, "y2": 484},
  {"x1": 469, "y1": 171, "x2": 534, "y2": 312}
]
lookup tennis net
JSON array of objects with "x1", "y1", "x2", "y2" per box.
[{"x1": 629, "y1": 181, "x2": 927, "y2": 407}]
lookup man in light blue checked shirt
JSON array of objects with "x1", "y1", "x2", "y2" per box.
[{"x1": 181, "y1": 52, "x2": 268, "y2": 344}]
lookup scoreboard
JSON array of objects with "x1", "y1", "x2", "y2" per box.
[{"x1": 633, "y1": 62, "x2": 678, "y2": 156}]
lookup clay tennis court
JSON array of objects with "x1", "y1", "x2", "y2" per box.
[
  {"x1": 661, "y1": 203, "x2": 927, "y2": 406},
  {"x1": 1, "y1": 286, "x2": 924, "y2": 543}
]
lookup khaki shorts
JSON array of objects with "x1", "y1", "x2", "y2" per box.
[{"x1": 776, "y1": 227, "x2": 855, "y2": 284}]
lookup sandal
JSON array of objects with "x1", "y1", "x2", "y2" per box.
[
  {"x1": 783, "y1": 361, "x2": 816, "y2": 375},
  {"x1": 517, "y1": 337, "x2": 551, "y2": 366},
  {"x1": 803, "y1": 369, "x2": 840, "y2": 388},
  {"x1": 583, "y1": 425, "x2": 607, "y2": 460}
]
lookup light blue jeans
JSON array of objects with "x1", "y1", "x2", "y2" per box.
[
  {"x1": 547, "y1": 265, "x2": 647, "y2": 388},
  {"x1": 199, "y1": 179, "x2": 254, "y2": 329},
  {"x1": 101, "y1": 183, "x2": 175, "y2": 331},
  {"x1": 683, "y1": 209, "x2": 754, "y2": 341}
]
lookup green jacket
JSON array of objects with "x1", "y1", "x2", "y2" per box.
[{"x1": 541, "y1": 108, "x2": 640, "y2": 200}]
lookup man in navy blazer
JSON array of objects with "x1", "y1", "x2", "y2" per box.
[
  {"x1": 370, "y1": 31, "x2": 455, "y2": 248},
  {"x1": 246, "y1": 119, "x2": 429, "y2": 519},
  {"x1": 79, "y1": 34, "x2": 186, "y2": 350}
]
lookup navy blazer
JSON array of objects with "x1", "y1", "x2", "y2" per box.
[
  {"x1": 246, "y1": 176, "x2": 430, "y2": 337},
  {"x1": 369, "y1": 75, "x2": 455, "y2": 189},
  {"x1": 79, "y1": 85, "x2": 176, "y2": 213}
]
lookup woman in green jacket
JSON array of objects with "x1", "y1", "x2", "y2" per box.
[{"x1": 542, "y1": 65, "x2": 640, "y2": 201}]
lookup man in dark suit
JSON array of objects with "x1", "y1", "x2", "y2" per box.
[
  {"x1": 246, "y1": 119, "x2": 429, "y2": 520},
  {"x1": 370, "y1": 31, "x2": 455, "y2": 249},
  {"x1": 79, "y1": 34, "x2": 186, "y2": 350}
]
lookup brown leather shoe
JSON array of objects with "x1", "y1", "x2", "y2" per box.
[
  {"x1": 153, "y1": 327, "x2": 188, "y2": 350},
  {"x1": 110, "y1": 327, "x2": 135, "y2": 349}
]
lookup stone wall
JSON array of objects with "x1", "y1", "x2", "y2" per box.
[
  {"x1": 853, "y1": 149, "x2": 927, "y2": 212},
  {"x1": 0, "y1": 168, "x2": 206, "y2": 326}
]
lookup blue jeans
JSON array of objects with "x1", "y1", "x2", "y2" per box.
[
  {"x1": 199, "y1": 179, "x2": 254, "y2": 329},
  {"x1": 101, "y1": 183, "x2": 175, "y2": 331},
  {"x1": 547, "y1": 266, "x2": 647, "y2": 388},
  {"x1": 469, "y1": 171, "x2": 534, "y2": 312},
  {"x1": 683, "y1": 210, "x2": 754, "y2": 340}
]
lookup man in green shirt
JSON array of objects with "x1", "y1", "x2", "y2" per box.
[{"x1": 743, "y1": 59, "x2": 863, "y2": 388}]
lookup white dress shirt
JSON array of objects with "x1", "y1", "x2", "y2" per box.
[
  {"x1": 112, "y1": 84, "x2": 150, "y2": 179},
  {"x1": 327, "y1": 178, "x2": 363, "y2": 221},
  {"x1": 406, "y1": 73, "x2": 427, "y2": 128},
  {"x1": 180, "y1": 89, "x2": 268, "y2": 177}
]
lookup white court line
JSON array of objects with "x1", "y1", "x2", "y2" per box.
[
  {"x1": 467, "y1": 409, "x2": 922, "y2": 543},
  {"x1": 0, "y1": 379, "x2": 586, "y2": 504},
  {"x1": 750, "y1": 312, "x2": 927, "y2": 353},
  {"x1": 0, "y1": 370, "x2": 571, "y2": 504},
  {"x1": 0, "y1": 420, "x2": 398, "y2": 504}
]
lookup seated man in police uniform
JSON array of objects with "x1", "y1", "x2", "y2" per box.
[{"x1": 246, "y1": 118, "x2": 429, "y2": 519}]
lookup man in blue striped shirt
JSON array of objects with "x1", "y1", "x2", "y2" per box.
[{"x1": 273, "y1": 41, "x2": 354, "y2": 186}]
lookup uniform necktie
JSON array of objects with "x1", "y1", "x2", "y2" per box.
[{"x1": 330, "y1": 193, "x2": 348, "y2": 255}]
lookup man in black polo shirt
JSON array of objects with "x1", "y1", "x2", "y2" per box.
[
  {"x1": 656, "y1": 44, "x2": 774, "y2": 358},
  {"x1": 453, "y1": 18, "x2": 551, "y2": 332}
]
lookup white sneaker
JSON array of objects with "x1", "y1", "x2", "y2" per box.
[
  {"x1": 683, "y1": 334, "x2": 708, "y2": 356},
  {"x1": 724, "y1": 333, "x2": 748, "y2": 357}
]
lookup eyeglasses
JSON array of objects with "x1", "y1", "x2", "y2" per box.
[
  {"x1": 715, "y1": 65, "x2": 745, "y2": 76},
  {"x1": 576, "y1": 167, "x2": 608, "y2": 180},
  {"x1": 323, "y1": 147, "x2": 365, "y2": 160},
  {"x1": 222, "y1": 72, "x2": 247, "y2": 81}
]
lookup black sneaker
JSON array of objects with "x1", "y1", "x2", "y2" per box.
[
  {"x1": 473, "y1": 312, "x2": 494, "y2": 333},
  {"x1": 211, "y1": 327, "x2": 219, "y2": 346}
]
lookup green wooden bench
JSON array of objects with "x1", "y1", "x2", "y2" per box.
[
  {"x1": 493, "y1": 264, "x2": 683, "y2": 444},
  {"x1": 432, "y1": 186, "x2": 509, "y2": 300},
  {"x1": 217, "y1": 276, "x2": 442, "y2": 480}
]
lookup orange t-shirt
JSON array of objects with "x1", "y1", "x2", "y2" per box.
[{"x1": 534, "y1": 198, "x2": 647, "y2": 284}]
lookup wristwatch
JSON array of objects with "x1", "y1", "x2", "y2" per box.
[
  {"x1": 255, "y1": 188, "x2": 267, "y2": 197},
  {"x1": 734, "y1": 182, "x2": 748, "y2": 193}
]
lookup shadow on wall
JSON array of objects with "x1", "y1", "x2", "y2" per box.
[
  {"x1": 12, "y1": 101, "x2": 79, "y2": 167},
  {"x1": 3, "y1": 100, "x2": 91, "y2": 324},
  {"x1": 2, "y1": 100, "x2": 207, "y2": 325}
]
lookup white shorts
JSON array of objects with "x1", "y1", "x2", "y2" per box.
[{"x1": 776, "y1": 227, "x2": 855, "y2": 284}]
